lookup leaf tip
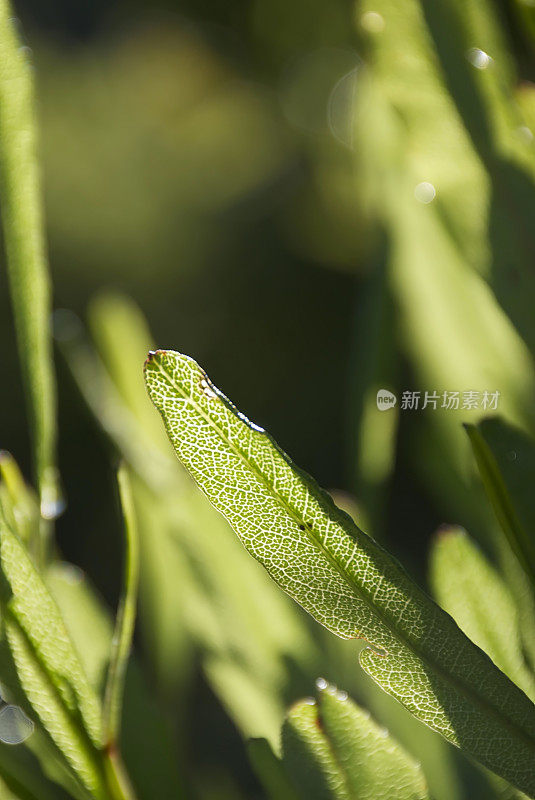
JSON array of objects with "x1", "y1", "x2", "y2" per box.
[
  {"x1": 434, "y1": 523, "x2": 466, "y2": 540},
  {"x1": 144, "y1": 349, "x2": 158, "y2": 365},
  {"x1": 143, "y1": 348, "x2": 169, "y2": 374}
]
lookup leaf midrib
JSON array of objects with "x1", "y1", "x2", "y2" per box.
[
  {"x1": 150, "y1": 355, "x2": 535, "y2": 752},
  {"x1": 309, "y1": 704, "x2": 351, "y2": 800}
]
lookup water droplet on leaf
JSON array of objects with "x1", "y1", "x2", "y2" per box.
[
  {"x1": 328, "y1": 67, "x2": 360, "y2": 148},
  {"x1": 414, "y1": 182, "x2": 436, "y2": 204},
  {"x1": 466, "y1": 48, "x2": 492, "y2": 70},
  {"x1": 0, "y1": 705, "x2": 34, "y2": 745},
  {"x1": 360, "y1": 12, "x2": 385, "y2": 33},
  {"x1": 517, "y1": 125, "x2": 533, "y2": 143}
]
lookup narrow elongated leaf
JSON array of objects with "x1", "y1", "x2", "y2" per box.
[
  {"x1": 0, "y1": 453, "x2": 39, "y2": 555},
  {"x1": 88, "y1": 295, "x2": 172, "y2": 451},
  {"x1": 0, "y1": 505, "x2": 106, "y2": 799},
  {"x1": 354, "y1": 0, "x2": 535, "y2": 568},
  {"x1": 465, "y1": 419, "x2": 535, "y2": 671},
  {"x1": 62, "y1": 295, "x2": 319, "y2": 746},
  {"x1": 465, "y1": 423, "x2": 535, "y2": 588},
  {"x1": 145, "y1": 350, "x2": 535, "y2": 796},
  {"x1": 46, "y1": 563, "x2": 113, "y2": 696},
  {"x1": 247, "y1": 738, "x2": 299, "y2": 800},
  {"x1": 351, "y1": 262, "x2": 399, "y2": 538},
  {"x1": 430, "y1": 527, "x2": 535, "y2": 702},
  {"x1": 471, "y1": 420, "x2": 535, "y2": 544},
  {"x1": 0, "y1": 741, "x2": 71, "y2": 800},
  {"x1": 103, "y1": 467, "x2": 139, "y2": 747},
  {"x1": 48, "y1": 564, "x2": 185, "y2": 800},
  {"x1": 281, "y1": 682, "x2": 428, "y2": 800},
  {"x1": 0, "y1": 2, "x2": 60, "y2": 519}
]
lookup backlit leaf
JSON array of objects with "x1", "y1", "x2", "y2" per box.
[
  {"x1": 0, "y1": 504, "x2": 106, "y2": 799},
  {"x1": 281, "y1": 682, "x2": 428, "y2": 799},
  {"x1": 145, "y1": 349, "x2": 535, "y2": 795},
  {"x1": 430, "y1": 527, "x2": 535, "y2": 702},
  {"x1": 63, "y1": 295, "x2": 319, "y2": 746}
]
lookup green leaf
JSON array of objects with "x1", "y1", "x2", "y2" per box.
[
  {"x1": 103, "y1": 467, "x2": 139, "y2": 747},
  {"x1": 358, "y1": 672, "x2": 466, "y2": 800},
  {"x1": 0, "y1": 465, "x2": 101, "y2": 799},
  {"x1": 350, "y1": 262, "x2": 399, "y2": 538},
  {"x1": 56, "y1": 330, "x2": 173, "y2": 491},
  {"x1": 0, "y1": 743, "x2": 71, "y2": 800},
  {"x1": 0, "y1": 503, "x2": 107, "y2": 799},
  {"x1": 0, "y1": 452, "x2": 39, "y2": 554},
  {"x1": 88, "y1": 295, "x2": 172, "y2": 452},
  {"x1": 465, "y1": 419, "x2": 535, "y2": 671},
  {"x1": 119, "y1": 662, "x2": 185, "y2": 800},
  {"x1": 354, "y1": 0, "x2": 535, "y2": 552},
  {"x1": 144, "y1": 349, "x2": 535, "y2": 796},
  {"x1": 430, "y1": 526, "x2": 535, "y2": 702},
  {"x1": 281, "y1": 682, "x2": 428, "y2": 800},
  {"x1": 473, "y1": 419, "x2": 535, "y2": 543},
  {"x1": 0, "y1": 2, "x2": 60, "y2": 519},
  {"x1": 63, "y1": 294, "x2": 319, "y2": 746},
  {"x1": 465, "y1": 423, "x2": 535, "y2": 589},
  {"x1": 46, "y1": 562, "x2": 112, "y2": 696},
  {"x1": 48, "y1": 563, "x2": 184, "y2": 800},
  {"x1": 247, "y1": 738, "x2": 299, "y2": 800}
]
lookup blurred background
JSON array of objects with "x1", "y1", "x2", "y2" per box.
[{"x1": 1, "y1": 0, "x2": 535, "y2": 797}]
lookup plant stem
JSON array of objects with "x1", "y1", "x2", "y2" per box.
[
  {"x1": 103, "y1": 465, "x2": 140, "y2": 746},
  {"x1": 103, "y1": 745, "x2": 138, "y2": 800}
]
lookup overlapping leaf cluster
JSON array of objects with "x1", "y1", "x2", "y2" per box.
[{"x1": 0, "y1": 0, "x2": 534, "y2": 795}]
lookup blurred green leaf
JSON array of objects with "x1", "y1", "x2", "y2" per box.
[
  {"x1": 430, "y1": 526, "x2": 535, "y2": 701},
  {"x1": 0, "y1": 2, "x2": 60, "y2": 520},
  {"x1": 56, "y1": 327, "x2": 174, "y2": 491},
  {"x1": 118, "y1": 661, "x2": 184, "y2": 800},
  {"x1": 0, "y1": 503, "x2": 107, "y2": 798},
  {"x1": 247, "y1": 738, "x2": 299, "y2": 800},
  {"x1": 103, "y1": 467, "x2": 139, "y2": 748},
  {"x1": 469, "y1": 419, "x2": 535, "y2": 553},
  {"x1": 350, "y1": 260, "x2": 399, "y2": 537},
  {"x1": 465, "y1": 423, "x2": 535, "y2": 589},
  {"x1": 354, "y1": 0, "x2": 535, "y2": 546},
  {"x1": 0, "y1": 743, "x2": 71, "y2": 800},
  {"x1": 144, "y1": 349, "x2": 535, "y2": 794},
  {"x1": 88, "y1": 296, "x2": 171, "y2": 451},
  {"x1": 422, "y1": 0, "x2": 535, "y2": 356},
  {"x1": 465, "y1": 419, "x2": 535, "y2": 670},
  {"x1": 0, "y1": 772, "x2": 40, "y2": 800},
  {"x1": 281, "y1": 682, "x2": 428, "y2": 799},
  {"x1": 357, "y1": 0, "x2": 535, "y2": 355}
]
